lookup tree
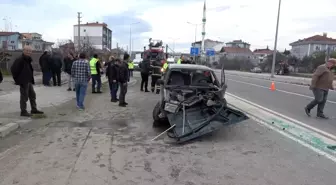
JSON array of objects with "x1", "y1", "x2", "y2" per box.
[
  {"x1": 219, "y1": 56, "x2": 254, "y2": 71},
  {"x1": 0, "y1": 49, "x2": 12, "y2": 74},
  {"x1": 79, "y1": 37, "x2": 97, "y2": 58},
  {"x1": 260, "y1": 52, "x2": 286, "y2": 72},
  {"x1": 283, "y1": 49, "x2": 290, "y2": 56}
]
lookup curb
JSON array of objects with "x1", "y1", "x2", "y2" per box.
[
  {"x1": 226, "y1": 93, "x2": 336, "y2": 162},
  {"x1": 0, "y1": 119, "x2": 31, "y2": 138}
]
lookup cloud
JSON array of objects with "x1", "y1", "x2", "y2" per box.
[
  {"x1": 2, "y1": 0, "x2": 336, "y2": 53},
  {"x1": 103, "y1": 11, "x2": 152, "y2": 51}
]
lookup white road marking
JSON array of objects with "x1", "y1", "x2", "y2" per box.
[
  {"x1": 226, "y1": 93, "x2": 336, "y2": 163},
  {"x1": 228, "y1": 78, "x2": 336, "y2": 104}
]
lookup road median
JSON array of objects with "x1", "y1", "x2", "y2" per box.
[{"x1": 225, "y1": 92, "x2": 336, "y2": 162}]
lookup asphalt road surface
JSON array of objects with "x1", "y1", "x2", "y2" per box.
[
  {"x1": 224, "y1": 73, "x2": 336, "y2": 134},
  {"x1": 0, "y1": 74, "x2": 336, "y2": 185}
]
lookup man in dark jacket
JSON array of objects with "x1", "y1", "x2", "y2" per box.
[
  {"x1": 139, "y1": 55, "x2": 151, "y2": 92},
  {"x1": 39, "y1": 50, "x2": 52, "y2": 86},
  {"x1": 64, "y1": 53, "x2": 75, "y2": 91},
  {"x1": 11, "y1": 46, "x2": 44, "y2": 117},
  {"x1": 106, "y1": 56, "x2": 119, "y2": 102},
  {"x1": 50, "y1": 52, "x2": 63, "y2": 86},
  {"x1": 118, "y1": 54, "x2": 130, "y2": 107}
]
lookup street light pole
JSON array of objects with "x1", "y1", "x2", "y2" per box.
[
  {"x1": 129, "y1": 22, "x2": 140, "y2": 56},
  {"x1": 187, "y1": 22, "x2": 201, "y2": 46},
  {"x1": 271, "y1": 0, "x2": 282, "y2": 78}
]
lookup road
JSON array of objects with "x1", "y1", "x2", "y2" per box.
[
  {"x1": 224, "y1": 73, "x2": 336, "y2": 135},
  {"x1": 0, "y1": 74, "x2": 336, "y2": 184}
]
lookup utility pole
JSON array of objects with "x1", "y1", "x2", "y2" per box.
[
  {"x1": 271, "y1": 0, "x2": 282, "y2": 78},
  {"x1": 77, "y1": 12, "x2": 82, "y2": 52},
  {"x1": 166, "y1": 44, "x2": 169, "y2": 59}
]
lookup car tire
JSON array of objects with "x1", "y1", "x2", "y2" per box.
[{"x1": 153, "y1": 102, "x2": 164, "y2": 127}]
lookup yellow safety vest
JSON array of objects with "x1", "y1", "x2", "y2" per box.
[
  {"x1": 89, "y1": 58, "x2": 98, "y2": 75},
  {"x1": 177, "y1": 59, "x2": 181, "y2": 64},
  {"x1": 161, "y1": 62, "x2": 168, "y2": 72},
  {"x1": 128, "y1": 61, "x2": 134, "y2": 69}
]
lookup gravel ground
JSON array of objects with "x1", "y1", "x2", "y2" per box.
[{"x1": 0, "y1": 76, "x2": 335, "y2": 185}]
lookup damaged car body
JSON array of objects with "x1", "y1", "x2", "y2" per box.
[{"x1": 152, "y1": 64, "x2": 248, "y2": 143}]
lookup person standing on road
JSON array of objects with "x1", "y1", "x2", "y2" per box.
[
  {"x1": 139, "y1": 54, "x2": 151, "y2": 92},
  {"x1": 39, "y1": 50, "x2": 52, "y2": 86},
  {"x1": 71, "y1": 52, "x2": 91, "y2": 110},
  {"x1": 90, "y1": 54, "x2": 102, "y2": 93},
  {"x1": 128, "y1": 60, "x2": 134, "y2": 79},
  {"x1": 50, "y1": 52, "x2": 63, "y2": 86},
  {"x1": 10, "y1": 45, "x2": 44, "y2": 117},
  {"x1": 118, "y1": 54, "x2": 130, "y2": 107},
  {"x1": 305, "y1": 58, "x2": 336, "y2": 119},
  {"x1": 106, "y1": 56, "x2": 119, "y2": 102},
  {"x1": 64, "y1": 53, "x2": 76, "y2": 91}
]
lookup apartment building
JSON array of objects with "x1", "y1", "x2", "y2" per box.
[{"x1": 73, "y1": 22, "x2": 112, "y2": 50}]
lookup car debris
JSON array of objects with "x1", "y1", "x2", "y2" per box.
[{"x1": 151, "y1": 64, "x2": 249, "y2": 143}]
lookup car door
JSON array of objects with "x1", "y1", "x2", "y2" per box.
[{"x1": 221, "y1": 64, "x2": 227, "y2": 94}]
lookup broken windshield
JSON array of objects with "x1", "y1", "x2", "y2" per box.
[{"x1": 167, "y1": 69, "x2": 218, "y2": 87}]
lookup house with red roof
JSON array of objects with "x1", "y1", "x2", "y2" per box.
[
  {"x1": 253, "y1": 46, "x2": 273, "y2": 63},
  {"x1": 289, "y1": 33, "x2": 336, "y2": 59},
  {"x1": 220, "y1": 39, "x2": 254, "y2": 60}
]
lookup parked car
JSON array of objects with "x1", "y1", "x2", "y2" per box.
[{"x1": 251, "y1": 67, "x2": 262, "y2": 73}]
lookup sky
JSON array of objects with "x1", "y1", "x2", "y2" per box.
[{"x1": 1, "y1": 0, "x2": 336, "y2": 53}]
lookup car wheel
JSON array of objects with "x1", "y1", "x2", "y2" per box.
[{"x1": 152, "y1": 101, "x2": 166, "y2": 127}]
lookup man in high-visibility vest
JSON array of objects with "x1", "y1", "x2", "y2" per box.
[
  {"x1": 177, "y1": 55, "x2": 185, "y2": 64},
  {"x1": 89, "y1": 54, "x2": 102, "y2": 93},
  {"x1": 128, "y1": 60, "x2": 134, "y2": 78}
]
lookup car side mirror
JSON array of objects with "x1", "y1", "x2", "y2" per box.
[{"x1": 157, "y1": 79, "x2": 164, "y2": 85}]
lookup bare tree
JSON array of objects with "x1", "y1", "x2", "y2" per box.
[
  {"x1": 56, "y1": 39, "x2": 75, "y2": 57},
  {"x1": 79, "y1": 37, "x2": 97, "y2": 58},
  {"x1": 0, "y1": 49, "x2": 12, "y2": 73}
]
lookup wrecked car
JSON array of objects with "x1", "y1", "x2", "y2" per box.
[{"x1": 152, "y1": 64, "x2": 249, "y2": 143}]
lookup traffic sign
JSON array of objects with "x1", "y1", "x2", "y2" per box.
[
  {"x1": 190, "y1": 47, "x2": 199, "y2": 56},
  {"x1": 206, "y1": 48, "x2": 215, "y2": 56}
]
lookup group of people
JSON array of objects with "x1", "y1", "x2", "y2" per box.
[
  {"x1": 39, "y1": 50, "x2": 64, "y2": 86},
  {"x1": 70, "y1": 52, "x2": 131, "y2": 109},
  {"x1": 9, "y1": 45, "x2": 133, "y2": 116}
]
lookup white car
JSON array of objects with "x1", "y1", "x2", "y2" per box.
[{"x1": 251, "y1": 67, "x2": 262, "y2": 73}]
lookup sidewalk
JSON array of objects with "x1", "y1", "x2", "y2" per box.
[
  {"x1": 224, "y1": 70, "x2": 336, "y2": 87},
  {"x1": 0, "y1": 72, "x2": 67, "y2": 95},
  {"x1": 0, "y1": 76, "x2": 137, "y2": 137}
]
